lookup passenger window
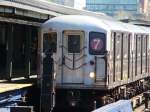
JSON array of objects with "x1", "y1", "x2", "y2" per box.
[
  {"x1": 133, "y1": 35, "x2": 136, "y2": 58},
  {"x1": 114, "y1": 32, "x2": 122, "y2": 81},
  {"x1": 122, "y1": 33, "x2": 130, "y2": 80},
  {"x1": 43, "y1": 33, "x2": 57, "y2": 53},
  {"x1": 136, "y1": 35, "x2": 141, "y2": 75},
  {"x1": 116, "y1": 33, "x2": 121, "y2": 59},
  {"x1": 123, "y1": 33, "x2": 128, "y2": 59},
  {"x1": 137, "y1": 36, "x2": 141, "y2": 57},
  {"x1": 142, "y1": 35, "x2": 147, "y2": 73},
  {"x1": 133, "y1": 35, "x2": 137, "y2": 76},
  {"x1": 146, "y1": 35, "x2": 148, "y2": 72},
  {"x1": 89, "y1": 32, "x2": 106, "y2": 55},
  {"x1": 142, "y1": 35, "x2": 146, "y2": 56},
  {"x1": 68, "y1": 35, "x2": 80, "y2": 53}
]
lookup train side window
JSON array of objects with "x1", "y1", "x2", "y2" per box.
[
  {"x1": 89, "y1": 32, "x2": 106, "y2": 55},
  {"x1": 122, "y1": 33, "x2": 129, "y2": 80},
  {"x1": 142, "y1": 35, "x2": 147, "y2": 73},
  {"x1": 146, "y1": 35, "x2": 148, "y2": 73},
  {"x1": 68, "y1": 35, "x2": 80, "y2": 53},
  {"x1": 111, "y1": 32, "x2": 116, "y2": 82},
  {"x1": 134, "y1": 35, "x2": 137, "y2": 76},
  {"x1": 128, "y1": 34, "x2": 131, "y2": 78},
  {"x1": 43, "y1": 32, "x2": 57, "y2": 53},
  {"x1": 115, "y1": 32, "x2": 122, "y2": 81},
  {"x1": 116, "y1": 33, "x2": 121, "y2": 59},
  {"x1": 136, "y1": 35, "x2": 141, "y2": 75},
  {"x1": 123, "y1": 33, "x2": 128, "y2": 59}
]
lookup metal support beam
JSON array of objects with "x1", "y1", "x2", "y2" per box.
[
  {"x1": 25, "y1": 26, "x2": 32, "y2": 78},
  {"x1": 6, "y1": 24, "x2": 13, "y2": 80},
  {"x1": 0, "y1": 16, "x2": 41, "y2": 26},
  {"x1": 40, "y1": 51, "x2": 55, "y2": 112},
  {"x1": 0, "y1": 24, "x2": 7, "y2": 78}
]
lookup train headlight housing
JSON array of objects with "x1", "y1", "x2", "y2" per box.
[{"x1": 89, "y1": 72, "x2": 95, "y2": 78}]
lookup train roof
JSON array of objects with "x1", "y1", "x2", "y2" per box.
[
  {"x1": 140, "y1": 26, "x2": 150, "y2": 34},
  {"x1": 125, "y1": 24, "x2": 148, "y2": 34},
  {"x1": 42, "y1": 15, "x2": 127, "y2": 32},
  {"x1": 42, "y1": 15, "x2": 149, "y2": 34}
]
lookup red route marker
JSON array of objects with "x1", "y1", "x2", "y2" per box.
[{"x1": 90, "y1": 38, "x2": 103, "y2": 51}]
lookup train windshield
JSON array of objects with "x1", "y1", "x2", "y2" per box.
[
  {"x1": 89, "y1": 32, "x2": 106, "y2": 55},
  {"x1": 68, "y1": 35, "x2": 80, "y2": 53},
  {"x1": 43, "y1": 32, "x2": 57, "y2": 53}
]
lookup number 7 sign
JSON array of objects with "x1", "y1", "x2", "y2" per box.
[{"x1": 90, "y1": 38, "x2": 103, "y2": 51}]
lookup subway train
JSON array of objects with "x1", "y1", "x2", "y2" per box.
[{"x1": 38, "y1": 15, "x2": 150, "y2": 111}]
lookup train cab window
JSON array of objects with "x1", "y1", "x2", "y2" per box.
[
  {"x1": 89, "y1": 32, "x2": 106, "y2": 55},
  {"x1": 43, "y1": 33, "x2": 57, "y2": 53},
  {"x1": 68, "y1": 35, "x2": 80, "y2": 53}
]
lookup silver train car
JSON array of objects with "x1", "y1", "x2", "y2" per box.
[{"x1": 39, "y1": 15, "x2": 150, "y2": 111}]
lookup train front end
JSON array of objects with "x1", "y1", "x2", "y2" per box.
[{"x1": 39, "y1": 15, "x2": 108, "y2": 111}]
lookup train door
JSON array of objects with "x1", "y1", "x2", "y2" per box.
[{"x1": 62, "y1": 31, "x2": 84, "y2": 83}]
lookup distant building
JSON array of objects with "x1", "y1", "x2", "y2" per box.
[
  {"x1": 139, "y1": 0, "x2": 149, "y2": 15},
  {"x1": 85, "y1": 0, "x2": 139, "y2": 17},
  {"x1": 146, "y1": 0, "x2": 150, "y2": 16},
  {"x1": 50, "y1": 0, "x2": 86, "y2": 10},
  {"x1": 147, "y1": 1, "x2": 150, "y2": 18}
]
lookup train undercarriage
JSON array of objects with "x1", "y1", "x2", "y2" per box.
[{"x1": 53, "y1": 77, "x2": 150, "y2": 112}]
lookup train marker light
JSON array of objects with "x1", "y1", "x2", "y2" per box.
[{"x1": 89, "y1": 72, "x2": 95, "y2": 78}]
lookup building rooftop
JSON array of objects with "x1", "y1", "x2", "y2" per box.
[{"x1": 0, "y1": 0, "x2": 114, "y2": 20}]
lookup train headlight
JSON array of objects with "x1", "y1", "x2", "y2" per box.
[{"x1": 89, "y1": 72, "x2": 95, "y2": 78}]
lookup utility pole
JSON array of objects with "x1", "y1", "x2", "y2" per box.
[{"x1": 40, "y1": 50, "x2": 55, "y2": 112}]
